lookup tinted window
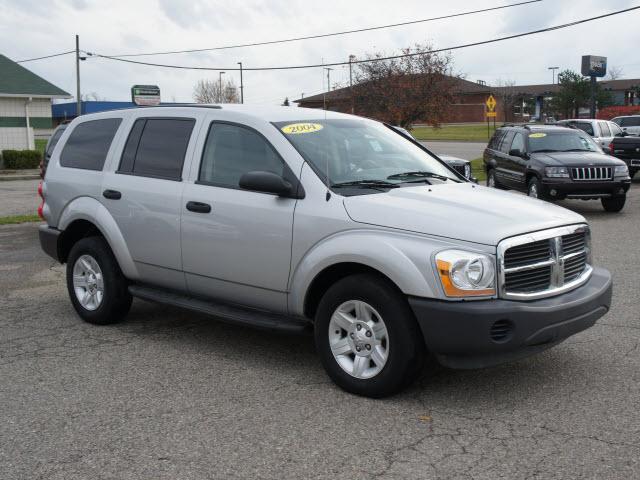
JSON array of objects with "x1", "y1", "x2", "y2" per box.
[
  {"x1": 60, "y1": 119, "x2": 121, "y2": 170},
  {"x1": 620, "y1": 117, "x2": 640, "y2": 127},
  {"x1": 46, "y1": 127, "x2": 65, "y2": 156},
  {"x1": 489, "y1": 130, "x2": 505, "y2": 150},
  {"x1": 598, "y1": 122, "x2": 610, "y2": 137},
  {"x1": 199, "y1": 123, "x2": 284, "y2": 188},
  {"x1": 510, "y1": 132, "x2": 526, "y2": 152},
  {"x1": 119, "y1": 118, "x2": 195, "y2": 180},
  {"x1": 610, "y1": 122, "x2": 623, "y2": 135},
  {"x1": 571, "y1": 122, "x2": 594, "y2": 136},
  {"x1": 499, "y1": 131, "x2": 516, "y2": 153}
]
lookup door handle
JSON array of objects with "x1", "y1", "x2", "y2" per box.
[
  {"x1": 103, "y1": 189, "x2": 122, "y2": 200},
  {"x1": 186, "y1": 201, "x2": 211, "y2": 213}
]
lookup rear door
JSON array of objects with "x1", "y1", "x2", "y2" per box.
[
  {"x1": 505, "y1": 131, "x2": 528, "y2": 189},
  {"x1": 597, "y1": 121, "x2": 613, "y2": 148},
  {"x1": 101, "y1": 115, "x2": 199, "y2": 291},
  {"x1": 494, "y1": 130, "x2": 517, "y2": 187}
]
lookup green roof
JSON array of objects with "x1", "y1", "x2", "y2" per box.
[{"x1": 0, "y1": 54, "x2": 70, "y2": 97}]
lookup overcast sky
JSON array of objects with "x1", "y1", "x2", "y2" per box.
[{"x1": 1, "y1": 0, "x2": 639, "y2": 105}]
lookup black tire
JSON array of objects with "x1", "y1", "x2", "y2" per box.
[
  {"x1": 314, "y1": 273, "x2": 425, "y2": 398},
  {"x1": 527, "y1": 176, "x2": 547, "y2": 200},
  {"x1": 601, "y1": 195, "x2": 626, "y2": 213},
  {"x1": 486, "y1": 169, "x2": 505, "y2": 190},
  {"x1": 66, "y1": 236, "x2": 132, "y2": 325}
]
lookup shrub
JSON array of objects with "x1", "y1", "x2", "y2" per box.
[
  {"x1": 1, "y1": 149, "x2": 42, "y2": 169},
  {"x1": 596, "y1": 105, "x2": 640, "y2": 120}
]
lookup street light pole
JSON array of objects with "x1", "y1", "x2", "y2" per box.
[
  {"x1": 237, "y1": 62, "x2": 244, "y2": 104},
  {"x1": 218, "y1": 71, "x2": 226, "y2": 103},
  {"x1": 548, "y1": 66, "x2": 559, "y2": 84},
  {"x1": 349, "y1": 54, "x2": 355, "y2": 114},
  {"x1": 76, "y1": 34, "x2": 81, "y2": 117}
]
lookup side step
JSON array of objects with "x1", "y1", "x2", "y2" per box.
[{"x1": 128, "y1": 285, "x2": 311, "y2": 334}]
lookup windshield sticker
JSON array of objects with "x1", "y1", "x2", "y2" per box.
[
  {"x1": 281, "y1": 123, "x2": 323, "y2": 134},
  {"x1": 529, "y1": 133, "x2": 547, "y2": 138}
]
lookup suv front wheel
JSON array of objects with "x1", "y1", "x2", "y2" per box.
[
  {"x1": 601, "y1": 195, "x2": 626, "y2": 213},
  {"x1": 527, "y1": 177, "x2": 547, "y2": 200},
  {"x1": 314, "y1": 273, "x2": 425, "y2": 398},
  {"x1": 486, "y1": 169, "x2": 505, "y2": 190},
  {"x1": 66, "y1": 237, "x2": 132, "y2": 325}
]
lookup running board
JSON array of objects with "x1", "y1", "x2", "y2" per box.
[{"x1": 128, "y1": 285, "x2": 311, "y2": 334}]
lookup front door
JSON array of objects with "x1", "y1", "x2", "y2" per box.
[{"x1": 181, "y1": 121, "x2": 297, "y2": 313}]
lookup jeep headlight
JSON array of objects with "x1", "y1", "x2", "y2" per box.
[
  {"x1": 614, "y1": 165, "x2": 629, "y2": 177},
  {"x1": 435, "y1": 250, "x2": 496, "y2": 298},
  {"x1": 544, "y1": 166, "x2": 569, "y2": 178}
]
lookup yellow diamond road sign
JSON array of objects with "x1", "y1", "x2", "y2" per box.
[{"x1": 486, "y1": 94, "x2": 497, "y2": 112}]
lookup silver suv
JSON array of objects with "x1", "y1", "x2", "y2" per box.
[{"x1": 39, "y1": 106, "x2": 612, "y2": 397}]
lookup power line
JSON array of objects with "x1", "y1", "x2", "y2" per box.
[
  {"x1": 87, "y1": 6, "x2": 640, "y2": 72},
  {"x1": 103, "y1": 0, "x2": 542, "y2": 57},
  {"x1": 16, "y1": 50, "x2": 75, "y2": 63}
]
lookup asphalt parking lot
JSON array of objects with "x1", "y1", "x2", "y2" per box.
[{"x1": 1, "y1": 182, "x2": 639, "y2": 479}]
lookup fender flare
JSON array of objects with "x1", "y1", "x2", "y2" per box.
[
  {"x1": 58, "y1": 196, "x2": 139, "y2": 279},
  {"x1": 288, "y1": 230, "x2": 439, "y2": 317}
]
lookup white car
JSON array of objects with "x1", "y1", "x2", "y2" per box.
[
  {"x1": 556, "y1": 119, "x2": 626, "y2": 149},
  {"x1": 611, "y1": 115, "x2": 640, "y2": 136}
]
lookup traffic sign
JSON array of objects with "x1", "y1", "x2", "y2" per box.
[
  {"x1": 486, "y1": 112, "x2": 497, "y2": 118},
  {"x1": 485, "y1": 94, "x2": 497, "y2": 112}
]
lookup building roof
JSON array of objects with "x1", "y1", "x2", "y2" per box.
[{"x1": 0, "y1": 54, "x2": 70, "y2": 98}]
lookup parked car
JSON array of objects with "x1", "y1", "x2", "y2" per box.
[
  {"x1": 38, "y1": 106, "x2": 612, "y2": 397},
  {"x1": 611, "y1": 115, "x2": 640, "y2": 136},
  {"x1": 555, "y1": 119, "x2": 626, "y2": 149},
  {"x1": 40, "y1": 123, "x2": 68, "y2": 178},
  {"x1": 392, "y1": 126, "x2": 472, "y2": 180},
  {"x1": 609, "y1": 135, "x2": 640, "y2": 179},
  {"x1": 484, "y1": 125, "x2": 631, "y2": 212}
]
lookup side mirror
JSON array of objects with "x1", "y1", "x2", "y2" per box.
[{"x1": 239, "y1": 171, "x2": 296, "y2": 197}]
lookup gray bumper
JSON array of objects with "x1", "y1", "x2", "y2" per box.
[{"x1": 408, "y1": 267, "x2": 612, "y2": 369}]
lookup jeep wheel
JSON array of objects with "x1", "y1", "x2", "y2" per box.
[
  {"x1": 601, "y1": 195, "x2": 626, "y2": 213},
  {"x1": 314, "y1": 274, "x2": 425, "y2": 398},
  {"x1": 527, "y1": 177, "x2": 546, "y2": 200},
  {"x1": 66, "y1": 236, "x2": 132, "y2": 325}
]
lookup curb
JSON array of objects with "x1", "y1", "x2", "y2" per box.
[{"x1": 0, "y1": 175, "x2": 40, "y2": 181}]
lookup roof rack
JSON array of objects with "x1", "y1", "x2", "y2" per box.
[{"x1": 501, "y1": 123, "x2": 531, "y2": 130}]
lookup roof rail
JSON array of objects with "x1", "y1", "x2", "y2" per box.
[{"x1": 501, "y1": 122, "x2": 531, "y2": 130}]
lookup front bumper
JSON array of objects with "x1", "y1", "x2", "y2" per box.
[
  {"x1": 542, "y1": 178, "x2": 630, "y2": 199},
  {"x1": 409, "y1": 267, "x2": 612, "y2": 369}
]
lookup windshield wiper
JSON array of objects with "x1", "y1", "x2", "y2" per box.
[
  {"x1": 331, "y1": 179, "x2": 400, "y2": 190},
  {"x1": 387, "y1": 171, "x2": 451, "y2": 182},
  {"x1": 561, "y1": 149, "x2": 590, "y2": 152},
  {"x1": 531, "y1": 149, "x2": 558, "y2": 153}
]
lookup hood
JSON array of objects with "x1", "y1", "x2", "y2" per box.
[
  {"x1": 342, "y1": 183, "x2": 585, "y2": 246},
  {"x1": 532, "y1": 151, "x2": 625, "y2": 166}
]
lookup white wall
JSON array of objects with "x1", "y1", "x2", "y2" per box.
[{"x1": 0, "y1": 97, "x2": 52, "y2": 151}]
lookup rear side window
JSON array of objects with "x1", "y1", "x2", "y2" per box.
[
  {"x1": 46, "y1": 127, "x2": 65, "y2": 156},
  {"x1": 572, "y1": 122, "x2": 594, "y2": 136},
  {"x1": 198, "y1": 122, "x2": 284, "y2": 188},
  {"x1": 610, "y1": 122, "x2": 623, "y2": 136},
  {"x1": 620, "y1": 117, "x2": 640, "y2": 127},
  {"x1": 118, "y1": 118, "x2": 195, "y2": 180},
  {"x1": 598, "y1": 122, "x2": 610, "y2": 137},
  {"x1": 60, "y1": 118, "x2": 122, "y2": 170},
  {"x1": 488, "y1": 130, "x2": 505, "y2": 150}
]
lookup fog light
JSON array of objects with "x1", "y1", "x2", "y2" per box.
[{"x1": 550, "y1": 189, "x2": 557, "y2": 196}]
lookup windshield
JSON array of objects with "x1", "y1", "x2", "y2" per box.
[
  {"x1": 274, "y1": 119, "x2": 460, "y2": 193},
  {"x1": 528, "y1": 131, "x2": 602, "y2": 153}
]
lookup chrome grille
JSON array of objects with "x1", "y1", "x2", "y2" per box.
[
  {"x1": 498, "y1": 225, "x2": 592, "y2": 300},
  {"x1": 571, "y1": 167, "x2": 612, "y2": 181}
]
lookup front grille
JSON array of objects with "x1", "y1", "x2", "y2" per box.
[
  {"x1": 499, "y1": 226, "x2": 591, "y2": 300},
  {"x1": 571, "y1": 167, "x2": 612, "y2": 181}
]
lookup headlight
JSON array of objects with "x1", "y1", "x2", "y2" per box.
[
  {"x1": 464, "y1": 163, "x2": 471, "y2": 179},
  {"x1": 615, "y1": 165, "x2": 629, "y2": 176},
  {"x1": 435, "y1": 250, "x2": 496, "y2": 298},
  {"x1": 544, "y1": 166, "x2": 569, "y2": 178}
]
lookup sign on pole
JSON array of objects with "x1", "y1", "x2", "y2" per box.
[
  {"x1": 485, "y1": 94, "x2": 497, "y2": 117},
  {"x1": 131, "y1": 85, "x2": 161, "y2": 106}
]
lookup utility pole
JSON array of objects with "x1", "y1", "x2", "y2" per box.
[
  {"x1": 237, "y1": 62, "x2": 244, "y2": 104},
  {"x1": 324, "y1": 67, "x2": 333, "y2": 110},
  {"x1": 349, "y1": 54, "x2": 355, "y2": 114},
  {"x1": 76, "y1": 34, "x2": 81, "y2": 117},
  {"x1": 548, "y1": 66, "x2": 559, "y2": 84},
  {"x1": 218, "y1": 71, "x2": 226, "y2": 103}
]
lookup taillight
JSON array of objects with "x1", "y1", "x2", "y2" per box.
[
  {"x1": 608, "y1": 142, "x2": 614, "y2": 154},
  {"x1": 37, "y1": 181, "x2": 45, "y2": 220}
]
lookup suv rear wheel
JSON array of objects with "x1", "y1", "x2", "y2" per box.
[
  {"x1": 601, "y1": 195, "x2": 626, "y2": 213},
  {"x1": 66, "y1": 237, "x2": 132, "y2": 325},
  {"x1": 314, "y1": 274, "x2": 425, "y2": 398}
]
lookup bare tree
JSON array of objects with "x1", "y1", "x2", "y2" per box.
[
  {"x1": 81, "y1": 91, "x2": 103, "y2": 101},
  {"x1": 494, "y1": 79, "x2": 518, "y2": 122},
  {"x1": 351, "y1": 43, "x2": 456, "y2": 128},
  {"x1": 193, "y1": 78, "x2": 240, "y2": 103},
  {"x1": 607, "y1": 65, "x2": 624, "y2": 80},
  {"x1": 282, "y1": 97, "x2": 290, "y2": 106}
]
